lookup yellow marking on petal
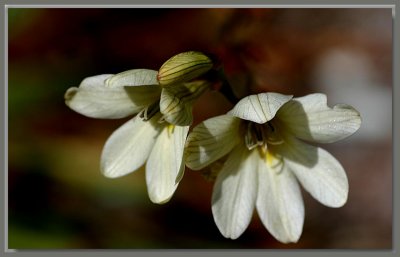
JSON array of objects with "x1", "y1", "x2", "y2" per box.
[
  {"x1": 168, "y1": 124, "x2": 175, "y2": 137},
  {"x1": 266, "y1": 150, "x2": 274, "y2": 166},
  {"x1": 266, "y1": 150, "x2": 284, "y2": 174}
]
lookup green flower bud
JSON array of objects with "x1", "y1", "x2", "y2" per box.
[{"x1": 157, "y1": 51, "x2": 213, "y2": 87}]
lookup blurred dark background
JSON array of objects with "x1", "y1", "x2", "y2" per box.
[{"x1": 8, "y1": 8, "x2": 392, "y2": 249}]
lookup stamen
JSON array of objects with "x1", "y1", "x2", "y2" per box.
[
  {"x1": 140, "y1": 101, "x2": 160, "y2": 121},
  {"x1": 267, "y1": 122, "x2": 275, "y2": 132},
  {"x1": 158, "y1": 116, "x2": 166, "y2": 124},
  {"x1": 260, "y1": 143, "x2": 268, "y2": 156},
  {"x1": 254, "y1": 123, "x2": 265, "y2": 145},
  {"x1": 138, "y1": 108, "x2": 146, "y2": 119},
  {"x1": 267, "y1": 138, "x2": 284, "y2": 145},
  {"x1": 245, "y1": 123, "x2": 260, "y2": 150},
  {"x1": 266, "y1": 121, "x2": 284, "y2": 145},
  {"x1": 244, "y1": 121, "x2": 284, "y2": 152}
]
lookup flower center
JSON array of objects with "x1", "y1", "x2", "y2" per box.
[
  {"x1": 244, "y1": 121, "x2": 283, "y2": 151},
  {"x1": 244, "y1": 121, "x2": 285, "y2": 173}
]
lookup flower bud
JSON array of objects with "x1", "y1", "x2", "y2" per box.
[{"x1": 157, "y1": 51, "x2": 213, "y2": 87}]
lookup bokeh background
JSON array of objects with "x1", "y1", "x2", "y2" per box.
[{"x1": 8, "y1": 8, "x2": 392, "y2": 249}]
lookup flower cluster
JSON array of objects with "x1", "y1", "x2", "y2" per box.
[
  {"x1": 65, "y1": 51, "x2": 212, "y2": 204},
  {"x1": 65, "y1": 51, "x2": 361, "y2": 243}
]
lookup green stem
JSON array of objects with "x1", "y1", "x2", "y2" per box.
[{"x1": 217, "y1": 68, "x2": 240, "y2": 105}]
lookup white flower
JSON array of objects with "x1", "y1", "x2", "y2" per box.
[
  {"x1": 185, "y1": 92, "x2": 361, "y2": 243},
  {"x1": 65, "y1": 69, "x2": 209, "y2": 204}
]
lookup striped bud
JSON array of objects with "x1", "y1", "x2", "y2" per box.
[{"x1": 157, "y1": 51, "x2": 213, "y2": 87}]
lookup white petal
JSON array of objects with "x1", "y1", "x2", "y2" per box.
[
  {"x1": 160, "y1": 88, "x2": 193, "y2": 126},
  {"x1": 77, "y1": 74, "x2": 113, "y2": 89},
  {"x1": 65, "y1": 74, "x2": 160, "y2": 119},
  {"x1": 160, "y1": 81, "x2": 209, "y2": 126},
  {"x1": 256, "y1": 155, "x2": 304, "y2": 243},
  {"x1": 185, "y1": 115, "x2": 241, "y2": 170},
  {"x1": 277, "y1": 93, "x2": 361, "y2": 143},
  {"x1": 100, "y1": 115, "x2": 161, "y2": 178},
  {"x1": 280, "y1": 137, "x2": 349, "y2": 207},
  {"x1": 212, "y1": 146, "x2": 258, "y2": 239},
  {"x1": 146, "y1": 125, "x2": 189, "y2": 204},
  {"x1": 105, "y1": 69, "x2": 159, "y2": 87},
  {"x1": 228, "y1": 93, "x2": 292, "y2": 124}
]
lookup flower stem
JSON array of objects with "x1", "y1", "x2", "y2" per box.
[
  {"x1": 218, "y1": 74, "x2": 240, "y2": 105},
  {"x1": 208, "y1": 65, "x2": 240, "y2": 105},
  {"x1": 202, "y1": 53, "x2": 240, "y2": 105}
]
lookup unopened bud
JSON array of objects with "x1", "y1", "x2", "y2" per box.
[{"x1": 157, "y1": 51, "x2": 213, "y2": 87}]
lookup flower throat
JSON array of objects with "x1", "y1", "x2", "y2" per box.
[{"x1": 244, "y1": 121, "x2": 284, "y2": 152}]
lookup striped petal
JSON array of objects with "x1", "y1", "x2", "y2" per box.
[
  {"x1": 65, "y1": 73, "x2": 160, "y2": 119},
  {"x1": 277, "y1": 93, "x2": 361, "y2": 143},
  {"x1": 185, "y1": 115, "x2": 241, "y2": 170},
  {"x1": 228, "y1": 93, "x2": 293, "y2": 124},
  {"x1": 212, "y1": 146, "x2": 259, "y2": 239},
  {"x1": 100, "y1": 115, "x2": 162, "y2": 178},
  {"x1": 256, "y1": 154, "x2": 304, "y2": 243},
  {"x1": 280, "y1": 137, "x2": 349, "y2": 207},
  {"x1": 146, "y1": 125, "x2": 189, "y2": 204},
  {"x1": 160, "y1": 80, "x2": 210, "y2": 126}
]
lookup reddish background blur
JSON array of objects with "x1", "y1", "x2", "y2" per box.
[{"x1": 8, "y1": 8, "x2": 392, "y2": 249}]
